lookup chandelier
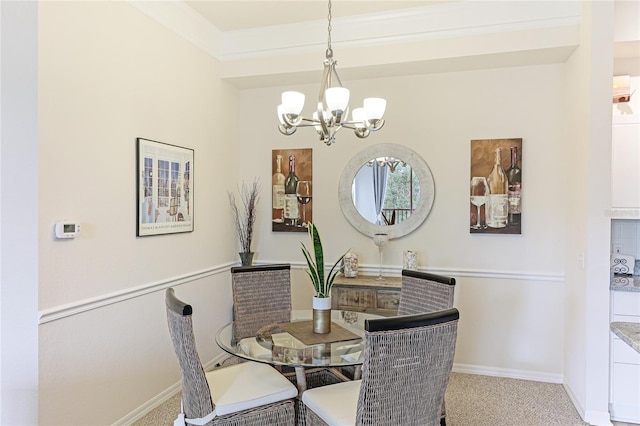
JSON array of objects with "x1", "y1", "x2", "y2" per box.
[{"x1": 277, "y1": 0, "x2": 387, "y2": 146}]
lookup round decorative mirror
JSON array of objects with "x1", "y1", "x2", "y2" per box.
[{"x1": 338, "y1": 144, "x2": 435, "y2": 239}]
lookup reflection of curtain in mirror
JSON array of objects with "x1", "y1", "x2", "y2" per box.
[{"x1": 372, "y1": 163, "x2": 388, "y2": 225}]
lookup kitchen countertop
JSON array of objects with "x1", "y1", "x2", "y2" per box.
[
  {"x1": 610, "y1": 322, "x2": 640, "y2": 354},
  {"x1": 610, "y1": 274, "x2": 640, "y2": 292}
]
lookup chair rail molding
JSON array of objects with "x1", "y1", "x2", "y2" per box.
[
  {"x1": 38, "y1": 262, "x2": 235, "y2": 324},
  {"x1": 39, "y1": 260, "x2": 563, "y2": 325},
  {"x1": 268, "y1": 261, "x2": 564, "y2": 283}
]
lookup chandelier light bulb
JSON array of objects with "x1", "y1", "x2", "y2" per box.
[
  {"x1": 277, "y1": 104, "x2": 286, "y2": 125},
  {"x1": 351, "y1": 108, "x2": 366, "y2": 129},
  {"x1": 281, "y1": 91, "x2": 305, "y2": 115},
  {"x1": 312, "y1": 111, "x2": 323, "y2": 132},
  {"x1": 325, "y1": 87, "x2": 350, "y2": 114},
  {"x1": 363, "y1": 98, "x2": 386, "y2": 120}
]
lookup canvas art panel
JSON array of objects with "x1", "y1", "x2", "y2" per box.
[
  {"x1": 272, "y1": 148, "x2": 312, "y2": 233},
  {"x1": 470, "y1": 138, "x2": 522, "y2": 235}
]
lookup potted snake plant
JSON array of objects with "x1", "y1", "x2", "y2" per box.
[{"x1": 300, "y1": 223, "x2": 346, "y2": 333}]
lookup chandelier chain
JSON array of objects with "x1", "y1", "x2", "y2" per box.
[{"x1": 326, "y1": 0, "x2": 333, "y2": 58}]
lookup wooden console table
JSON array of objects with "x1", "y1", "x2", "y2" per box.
[{"x1": 332, "y1": 275, "x2": 402, "y2": 316}]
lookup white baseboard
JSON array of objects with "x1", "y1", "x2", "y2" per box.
[
  {"x1": 452, "y1": 362, "x2": 563, "y2": 383},
  {"x1": 111, "y1": 353, "x2": 230, "y2": 426},
  {"x1": 564, "y1": 382, "x2": 613, "y2": 426},
  {"x1": 584, "y1": 410, "x2": 614, "y2": 426},
  {"x1": 112, "y1": 382, "x2": 181, "y2": 426}
]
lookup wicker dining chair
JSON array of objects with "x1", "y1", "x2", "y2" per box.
[
  {"x1": 399, "y1": 269, "x2": 456, "y2": 426},
  {"x1": 231, "y1": 264, "x2": 350, "y2": 425},
  {"x1": 231, "y1": 264, "x2": 292, "y2": 341},
  {"x1": 398, "y1": 269, "x2": 456, "y2": 316},
  {"x1": 165, "y1": 288, "x2": 297, "y2": 426},
  {"x1": 301, "y1": 308, "x2": 460, "y2": 426}
]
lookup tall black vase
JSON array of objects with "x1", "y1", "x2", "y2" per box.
[{"x1": 239, "y1": 252, "x2": 254, "y2": 266}]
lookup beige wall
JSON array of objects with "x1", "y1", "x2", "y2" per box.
[
  {"x1": 241, "y1": 65, "x2": 568, "y2": 381},
  {"x1": 37, "y1": 2, "x2": 240, "y2": 424}
]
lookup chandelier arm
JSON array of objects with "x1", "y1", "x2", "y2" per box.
[
  {"x1": 354, "y1": 129, "x2": 370, "y2": 139},
  {"x1": 293, "y1": 121, "x2": 322, "y2": 128},
  {"x1": 330, "y1": 60, "x2": 343, "y2": 88},
  {"x1": 318, "y1": 61, "x2": 332, "y2": 107},
  {"x1": 340, "y1": 120, "x2": 384, "y2": 132},
  {"x1": 278, "y1": 124, "x2": 296, "y2": 136},
  {"x1": 316, "y1": 60, "x2": 333, "y2": 141}
]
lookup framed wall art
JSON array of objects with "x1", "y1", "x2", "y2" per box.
[
  {"x1": 470, "y1": 138, "x2": 522, "y2": 235},
  {"x1": 271, "y1": 148, "x2": 312, "y2": 233},
  {"x1": 137, "y1": 137, "x2": 194, "y2": 236}
]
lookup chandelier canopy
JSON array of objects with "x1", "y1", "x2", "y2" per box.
[{"x1": 277, "y1": 0, "x2": 387, "y2": 146}]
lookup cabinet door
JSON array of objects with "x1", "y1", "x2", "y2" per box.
[
  {"x1": 612, "y1": 123, "x2": 640, "y2": 208},
  {"x1": 610, "y1": 362, "x2": 640, "y2": 422}
]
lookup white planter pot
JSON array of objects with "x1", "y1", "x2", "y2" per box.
[{"x1": 313, "y1": 296, "x2": 332, "y2": 310}]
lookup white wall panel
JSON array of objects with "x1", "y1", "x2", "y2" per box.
[{"x1": 0, "y1": 1, "x2": 39, "y2": 423}]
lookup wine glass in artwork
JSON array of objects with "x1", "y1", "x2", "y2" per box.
[
  {"x1": 296, "y1": 181, "x2": 312, "y2": 227},
  {"x1": 470, "y1": 176, "x2": 489, "y2": 230},
  {"x1": 373, "y1": 233, "x2": 389, "y2": 280}
]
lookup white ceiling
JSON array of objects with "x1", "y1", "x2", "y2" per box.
[
  {"x1": 143, "y1": 1, "x2": 637, "y2": 86},
  {"x1": 184, "y1": 1, "x2": 450, "y2": 31}
]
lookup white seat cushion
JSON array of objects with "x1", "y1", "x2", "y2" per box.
[
  {"x1": 302, "y1": 380, "x2": 361, "y2": 426},
  {"x1": 206, "y1": 362, "x2": 297, "y2": 416}
]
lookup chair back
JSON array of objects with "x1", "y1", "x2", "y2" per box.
[
  {"x1": 231, "y1": 264, "x2": 292, "y2": 340},
  {"x1": 357, "y1": 308, "x2": 459, "y2": 426},
  {"x1": 398, "y1": 270, "x2": 456, "y2": 315},
  {"x1": 165, "y1": 288, "x2": 215, "y2": 421}
]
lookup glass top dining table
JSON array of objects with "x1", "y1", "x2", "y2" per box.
[{"x1": 215, "y1": 309, "x2": 382, "y2": 369}]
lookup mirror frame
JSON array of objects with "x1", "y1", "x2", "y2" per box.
[{"x1": 338, "y1": 143, "x2": 435, "y2": 239}]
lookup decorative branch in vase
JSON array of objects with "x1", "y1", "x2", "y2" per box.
[
  {"x1": 228, "y1": 178, "x2": 261, "y2": 266},
  {"x1": 300, "y1": 222, "x2": 347, "y2": 333}
]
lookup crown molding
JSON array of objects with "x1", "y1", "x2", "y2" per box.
[
  {"x1": 127, "y1": 0, "x2": 221, "y2": 58},
  {"x1": 219, "y1": 1, "x2": 580, "y2": 62},
  {"x1": 127, "y1": 1, "x2": 580, "y2": 88},
  {"x1": 129, "y1": 1, "x2": 579, "y2": 65}
]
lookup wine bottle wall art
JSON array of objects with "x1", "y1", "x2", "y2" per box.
[
  {"x1": 470, "y1": 138, "x2": 522, "y2": 235},
  {"x1": 271, "y1": 148, "x2": 312, "y2": 233}
]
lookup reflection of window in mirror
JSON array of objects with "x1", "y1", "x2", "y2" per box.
[{"x1": 352, "y1": 159, "x2": 421, "y2": 226}]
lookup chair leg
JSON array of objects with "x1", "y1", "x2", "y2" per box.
[{"x1": 440, "y1": 417, "x2": 446, "y2": 426}]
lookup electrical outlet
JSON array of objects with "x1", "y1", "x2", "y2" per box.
[
  {"x1": 613, "y1": 244, "x2": 623, "y2": 254},
  {"x1": 578, "y1": 252, "x2": 585, "y2": 270}
]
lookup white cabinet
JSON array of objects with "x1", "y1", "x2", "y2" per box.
[
  {"x1": 610, "y1": 291, "x2": 640, "y2": 423},
  {"x1": 612, "y1": 123, "x2": 640, "y2": 209}
]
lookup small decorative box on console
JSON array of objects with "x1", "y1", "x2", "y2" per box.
[{"x1": 612, "y1": 254, "x2": 636, "y2": 275}]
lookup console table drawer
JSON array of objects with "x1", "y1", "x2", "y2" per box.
[
  {"x1": 332, "y1": 275, "x2": 402, "y2": 315},
  {"x1": 376, "y1": 290, "x2": 401, "y2": 311},
  {"x1": 334, "y1": 289, "x2": 376, "y2": 310}
]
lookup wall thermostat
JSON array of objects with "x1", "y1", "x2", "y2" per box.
[{"x1": 55, "y1": 222, "x2": 80, "y2": 239}]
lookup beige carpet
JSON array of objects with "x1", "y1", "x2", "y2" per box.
[
  {"x1": 445, "y1": 373, "x2": 587, "y2": 426},
  {"x1": 133, "y1": 372, "x2": 591, "y2": 425}
]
